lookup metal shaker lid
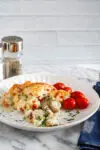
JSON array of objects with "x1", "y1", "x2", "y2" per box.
[{"x1": 1, "y1": 36, "x2": 23, "y2": 53}]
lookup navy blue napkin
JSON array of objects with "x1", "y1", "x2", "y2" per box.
[{"x1": 78, "y1": 82, "x2": 100, "y2": 150}]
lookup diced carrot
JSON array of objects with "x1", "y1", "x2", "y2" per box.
[
  {"x1": 39, "y1": 98, "x2": 45, "y2": 102},
  {"x1": 32, "y1": 103, "x2": 38, "y2": 109},
  {"x1": 4, "y1": 102, "x2": 9, "y2": 108},
  {"x1": 29, "y1": 113, "x2": 33, "y2": 120},
  {"x1": 46, "y1": 89, "x2": 50, "y2": 91},
  {"x1": 60, "y1": 96, "x2": 63, "y2": 99},
  {"x1": 20, "y1": 107, "x2": 24, "y2": 112},
  {"x1": 29, "y1": 93, "x2": 33, "y2": 96}
]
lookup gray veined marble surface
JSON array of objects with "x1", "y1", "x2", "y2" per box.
[{"x1": 0, "y1": 65, "x2": 100, "y2": 150}]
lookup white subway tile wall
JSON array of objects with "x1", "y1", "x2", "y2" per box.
[{"x1": 0, "y1": 0, "x2": 100, "y2": 65}]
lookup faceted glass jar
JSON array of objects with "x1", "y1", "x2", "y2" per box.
[
  {"x1": 1, "y1": 36, "x2": 23, "y2": 78},
  {"x1": 3, "y1": 54, "x2": 23, "y2": 78}
]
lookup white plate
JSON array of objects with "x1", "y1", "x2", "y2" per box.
[{"x1": 0, "y1": 73, "x2": 99, "y2": 132}]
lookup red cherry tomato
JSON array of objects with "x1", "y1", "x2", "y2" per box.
[
  {"x1": 71, "y1": 91, "x2": 85, "y2": 99},
  {"x1": 63, "y1": 98, "x2": 76, "y2": 110},
  {"x1": 53, "y1": 82, "x2": 66, "y2": 90},
  {"x1": 75, "y1": 97, "x2": 89, "y2": 109},
  {"x1": 63, "y1": 87, "x2": 72, "y2": 93}
]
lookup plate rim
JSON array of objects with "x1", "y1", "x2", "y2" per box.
[{"x1": 0, "y1": 72, "x2": 99, "y2": 131}]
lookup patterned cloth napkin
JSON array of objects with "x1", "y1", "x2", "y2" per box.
[{"x1": 78, "y1": 82, "x2": 100, "y2": 150}]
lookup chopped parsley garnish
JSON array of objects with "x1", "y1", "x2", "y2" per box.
[
  {"x1": 41, "y1": 118, "x2": 46, "y2": 127},
  {"x1": 67, "y1": 118, "x2": 74, "y2": 121},
  {"x1": 45, "y1": 95, "x2": 53, "y2": 101},
  {"x1": 76, "y1": 109, "x2": 80, "y2": 114},
  {"x1": 65, "y1": 109, "x2": 80, "y2": 122}
]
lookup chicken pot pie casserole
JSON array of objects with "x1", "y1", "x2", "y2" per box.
[{"x1": 1, "y1": 81, "x2": 89, "y2": 127}]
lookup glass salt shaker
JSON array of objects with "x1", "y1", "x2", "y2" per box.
[{"x1": 1, "y1": 36, "x2": 23, "y2": 78}]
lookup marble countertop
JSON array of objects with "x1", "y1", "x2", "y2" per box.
[{"x1": 0, "y1": 65, "x2": 100, "y2": 150}]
